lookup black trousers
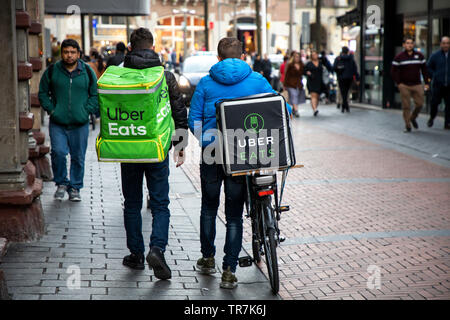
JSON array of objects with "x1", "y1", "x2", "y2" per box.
[
  {"x1": 430, "y1": 85, "x2": 450, "y2": 125},
  {"x1": 338, "y1": 78, "x2": 353, "y2": 111}
]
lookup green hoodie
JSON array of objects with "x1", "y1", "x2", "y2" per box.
[{"x1": 38, "y1": 59, "x2": 99, "y2": 129}]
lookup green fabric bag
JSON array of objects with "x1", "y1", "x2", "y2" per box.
[{"x1": 96, "y1": 65, "x2": 174, "y2": 163}]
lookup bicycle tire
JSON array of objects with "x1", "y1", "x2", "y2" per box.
[
  {"x1": 251, "y1": 217, "x2": 262, "y2": 263},
  {"x1": 262, "y1": 202, "x2": 280, "y2": 294}
]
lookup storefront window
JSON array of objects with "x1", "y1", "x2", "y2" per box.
[
  {"x1": 403, "y1": 18, "x2": 428, "y2": 54},
  {"x1": 363, "y1": 0, "x2": 384, "y2": 105}
]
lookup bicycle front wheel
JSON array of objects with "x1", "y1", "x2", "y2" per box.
[{"x1": 262, "y1": 204, "x2": 280, "y2": 294}]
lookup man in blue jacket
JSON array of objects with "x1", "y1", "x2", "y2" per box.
[
  {"x1": 427, "y1": 36, "x2": 450, "y2": 129},
  {"x1": 188, "y1": 37, "x2": 291, "y2": 289}
]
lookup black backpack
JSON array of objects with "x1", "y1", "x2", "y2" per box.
[{"x1": 335, "y1": 57, "x2": 345, "y2": 75}]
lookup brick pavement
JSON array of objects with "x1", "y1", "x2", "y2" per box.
[
  {"x1": 0, "y1": 119, "x2": 278, "y2": 300},
  {"x1": 182, "y1": 103, "x2": 450, "y2": 300}
]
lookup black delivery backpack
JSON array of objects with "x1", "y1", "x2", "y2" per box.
[{"x1": 215, "y1": 93, "x2": 296, "y2": 175}]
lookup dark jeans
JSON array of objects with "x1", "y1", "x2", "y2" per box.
[
  {"x1": 121, "y1": 158, "x2": 170, "y2": 255},
  {"x1": 430, "y1": 85, "x2": 450, "y2": 125},
  {"x1": 200, "y1": 161, "x2": 246, "y2": 273},
  {"x1": 49, "y1": 121, "x2": 89, "y2": 190},
  {"x1": 338, "y1": 78, "x2": 353, "y2": 111}
]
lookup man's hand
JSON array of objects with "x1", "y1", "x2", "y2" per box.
[{"x1": 173, "y1": 150, "x2": 185, "y2": 168}]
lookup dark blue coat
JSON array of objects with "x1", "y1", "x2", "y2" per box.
[{"x1": 427, "y1": 50, "x2": 450, "y2": 88}]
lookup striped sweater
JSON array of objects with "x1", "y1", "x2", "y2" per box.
[{"x1": 391, "y1": 50, "x2": 431, "y2": 86}]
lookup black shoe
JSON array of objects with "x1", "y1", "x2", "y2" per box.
[
  {"x1": 123, "y1": 253, "x2": 145, "y2": 270},
  {"x1": 411, "y1": 119, "x2": 418, "y2": 129},
  {"x1": 337, "y1": 104, "x2": 340, "y2": 109},
  {"x1": 314, "y1": 110, "x2": 319, "y2": 117},
  {"x1": 427, "y1": 118, "x2": 434, "y2": 127},
  {"x1": 146, "y1": 247, "x2": 171, "y2": 280},
  {"x1": 445, "y1": 124, "x2": 450, "y2": 130},
  {"x1": 404, "y1": 127, "x2": 412, "y2": 133}
]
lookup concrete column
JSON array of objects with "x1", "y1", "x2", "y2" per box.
[{"x1": 0, "y1": 0, "x2": 44, "y2": 242}]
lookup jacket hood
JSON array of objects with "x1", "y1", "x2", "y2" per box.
[
  {"x1": 209, "y1": 58, "x2": 252, "y2": 85},
  {"x1": 123, "y1": 49, "x2": 162, "y2": 69}
]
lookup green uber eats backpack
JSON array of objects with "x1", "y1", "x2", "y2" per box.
[{"x1": 96, "y1": 65, "x2": 175, "y2": 163}]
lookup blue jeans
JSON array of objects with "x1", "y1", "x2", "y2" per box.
[
  {"x1": 121, "y1": 158, "x2": 170, "y2": 255},
  {"x1": 200, "y1": 162, "x2": 246, "y2": 273},
  {"x1": 49, "y1": 121, "x2": 89, "y2": 190}
]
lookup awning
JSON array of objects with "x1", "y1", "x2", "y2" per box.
[
  {"x1": 336, "y1": 8, "x2": 360, "y2": 27},
  {"x1": 45, "y1": 0, "x2": 150, "y2": 16}
]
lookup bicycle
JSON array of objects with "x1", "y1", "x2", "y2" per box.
[{"x1": 236, "y1": 165, "x2": 302, "y2": 294}]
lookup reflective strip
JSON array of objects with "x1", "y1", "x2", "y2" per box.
[{"x1": 98, "y1": 78, "x2": 163, "y2": 94}]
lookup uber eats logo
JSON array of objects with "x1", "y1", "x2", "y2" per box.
[
  {"x1": 107, "y1": 107, "x2": 147, "y2": 136},
  {"x1": 237, "y1": 113, "x2": 276, "y2": 162},
  {"x1": 105, "y1": 86, "x2": 170, "y2": 137},
  {"x1": 244, "y1": 113, "x2": 264, "y2": 133}
]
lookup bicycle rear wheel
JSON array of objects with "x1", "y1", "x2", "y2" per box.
[
  {"x1": 251, "y1": 218, "x2": 261, "y2": 264},
  {"x1": 261, "y1": 202, "x2": 279, "y2": 294}
]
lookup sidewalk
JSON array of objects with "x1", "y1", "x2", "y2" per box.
[
  {"x1": 182, "y1": 102, "x2": 450, "y2": 300},
  {"x1": 1, "y1": 118, "x2": 278, "y2": 300}
]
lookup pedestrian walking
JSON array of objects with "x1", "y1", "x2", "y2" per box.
[
  {"x1": 38, "y1": 39, "x2": 99, "y2": 202},
  {"x1": 391, "y1": 37, "x2": 431, "y2": 132},
  {"x1": 262, "y1": 54, "x2": 272, "y2": 83},
  {"x1": 119, "y1": 28, "x2": 188, "y2": 279},
  {"x1": 305, "y1": 50, "x2": 332, "y2": 116},
  {"x1": 426, "y1": 36, "x2": 450, "y2": 129},
  {"x1": 252, "y1": 53, "x2": 264, "y2": 75},
  {"x1": 283, "y1": 51, "x2": 305, "y2": 117},
  {"x1": 106, "y1": 42, "x2": 126, "y2": 68},
  {"x1": 333, "y1": 46, "x2": 360, "y2": 113},
  {"x1": 87, "y1": 48, "x2": 106, "y2": 80},
  {"x1": 188, "y1": 37, "x2": 291, "y2": 290}
]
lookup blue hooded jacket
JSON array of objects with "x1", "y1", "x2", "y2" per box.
[{"x1": 188, "y1": 58, "x2": 291, "y2": 147}]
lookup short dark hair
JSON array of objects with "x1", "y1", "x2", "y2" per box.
[
  {"x1": 61, "y1": 39, "x2": 80, "y2": 52},
  {"x1": 403, "y1": 36, "x2": 415, "y2": 43},
  {"x1": 130, "y1": 28, "x2": 154, "y2": 50},
  {"x1": 217, "y1": 37, "x2": 242, "y2": 59},
  {"x1": 116, "y1": 42, "x2": 126, "y2": 52},
  {"x1": 341, "y1": 46, "x2": 349, "y2": 54}
]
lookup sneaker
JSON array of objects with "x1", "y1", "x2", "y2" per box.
[
  {"x1": 196, "y1": 257, "x2": 216, "y2": 274},
  {"x1": 220, "y1": 267, "x2": 238, "y2": 289},
  {"x1": 123, "y1": 253, "x2": 145, "y2": 270},
  {"x1": 146, "y1": 247, "x2": 171, "y2": 280},
  {"x1": 54, "y1": 185, "x2": 67, "y2": 201},
  {"x1": 411, "y1": 118, "x2": 418, "y2": 129},
  {"x1": 337, "y1": 103, "x2": 341, "y2": 109},
  {"x1": 314, "y1": 110, "x2": 319, "y2": 117},
  {"x1": 427, "y1": 118, "x2": 434, "y2": 128},
  {"x1": 68, "y1": 188, "x2": 81, "y2": 202},
  {"x1": 404, "y1": 127, "x2": 412, "y2": 133},
  {"x1": 294, "y1": 111, "x2": 300, "y2": 118}
]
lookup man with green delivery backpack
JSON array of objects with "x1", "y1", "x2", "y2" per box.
[{"x1": 98, "y1": 28, "x2": 188, "y2": 279}]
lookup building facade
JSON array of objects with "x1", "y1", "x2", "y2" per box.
[{"x1": 339, "y1": 0, "x2": 450, "y2": 111}]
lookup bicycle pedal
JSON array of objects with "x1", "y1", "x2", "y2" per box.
[
  {"x1": 238, "y1": 256, "x2": 253, "y2": 267},
  {"x1": 279, "y1": 206, "x2": 290, "y2": 212}
]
